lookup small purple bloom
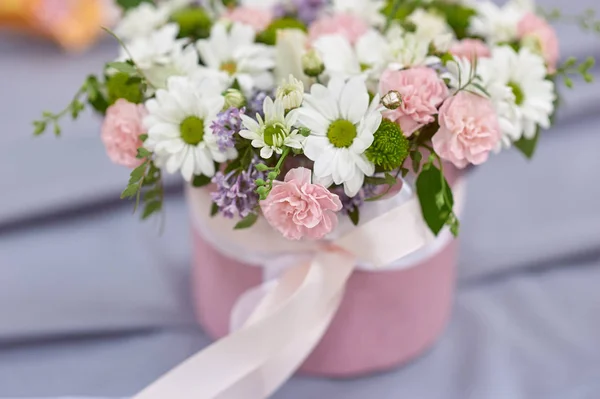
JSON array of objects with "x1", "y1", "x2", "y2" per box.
[
  {"x1": 248, "y1": 91, "x2": 269, "y2": 118},
  {"x1": 210, "y1": 107, "x2": 244, "y2": 152},
  {"x1": 273, "y1": 0, "x2": 326, "y2": 24},
  {"x1": 211, "y1": 160, "x2": 266, "y2": 219},
  {"x1": 337, "y1": 185, "x2": 377, "y2": 215}
]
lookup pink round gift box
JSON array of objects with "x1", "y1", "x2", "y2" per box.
[{"x1": 190, "y1": 167, "x2": 461, "y2": 378}]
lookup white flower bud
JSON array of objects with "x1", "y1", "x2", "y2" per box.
[
  {"x1": 382, "y1": 90, "x2": 403, "y2": 110},
  {"x1": 302, "y1": 49, "x2": 325, "y2": 77},
  {"x1": 276, "y1": 75, "x2": 304, "y2": 110},
  {"x1": 224, "y1": 88, "x2": 246, "y2": 109}
]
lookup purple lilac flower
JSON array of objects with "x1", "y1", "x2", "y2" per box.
[
  {"x1": 210, "y1": 107, "x2": 244, "y2": 152},
  {"x1": 337, "y1": 185, "x2": 377, "y2": 215},
  {"x1": 248, "y1": 91, "x2": 269, "y2": 118},
  {"x1": 273, "y1": 0, "x2": 326, "y2": 24},
  {"x1": 211, "y1": 161, "x2": 266, "y2": 219}
]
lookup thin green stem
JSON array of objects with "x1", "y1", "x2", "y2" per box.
[{"x1": 102, "y1": 27, "x2": 157, "y2": 90}]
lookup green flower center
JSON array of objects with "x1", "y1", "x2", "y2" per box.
[
  {"x1": 263, "y1": 122, "x2": 287, "y2": 147},
  {"x1": 220, "y1": 61, "x2": 237, "y2": 76},
  {"x1": 508, "y1": 81, "x2": 525, "y2": 106},
  {"x1": 180, "y1": 116, "x2": 205, "y2": 145},
  {"x1": 327, "y1": 119, "x2": 357, "y2": 148},
  {"x1": 366, "y1": 119, "x2": 409, "y2": 172}
]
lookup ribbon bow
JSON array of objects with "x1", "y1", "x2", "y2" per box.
[{"x1": 132, "y1": 179, "x2": 465, "y2": 399}]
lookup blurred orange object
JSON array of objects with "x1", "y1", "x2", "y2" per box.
[{"x1": 0, "y1": 0, "x2": 119, "y2": 51}]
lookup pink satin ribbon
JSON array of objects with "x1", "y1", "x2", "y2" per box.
[{"x1": 132, "y1": 179, "x2": 465, "y2": 399}]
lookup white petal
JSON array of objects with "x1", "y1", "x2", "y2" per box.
[
  {"x1": 344, "y1": 169, "x2": 364, "y2": 197},
  {"x1": 260, "y1": 146, "x2": 274, "y2": 159},
  {"x1": 303, "y1": 136, "x2": 328, "y2": 161},
  {"x1": 340, "y1": 77, "x2": 369, "y2": 124},
  {"x1": 297, "y1": 108, "x2": 330, "y2": 135}
]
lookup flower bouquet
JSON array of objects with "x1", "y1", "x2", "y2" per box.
[{"x1": 34, "y1": 0, "x2": 595, "y2": 396}]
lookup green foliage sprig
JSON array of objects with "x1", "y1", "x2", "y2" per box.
[
  {"x1": 555, "y1": 56, "x2": 595, "y2": 88},
  {"x1": 539, "y1": 7, "x2": 600, "y2": 35},
  {"x1": 121, "y1": 145, "x2": 165, "y2": 223},
  {"x1": 33, "y1": 75, "x2": 108, "y2": 136}
]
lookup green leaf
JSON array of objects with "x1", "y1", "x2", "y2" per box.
[
  {"x1": 143, "y1": 189, "x2": 160, "y2": 201},
  {"x1": 513, "y1": 130, "x2": 540, "y2": 159},
  {"x1": 416, "y1": 164, "x2": 454, "y2": 236},
  {"x1": 53, "y1": 123, "x2": 61, "y2": 136},
  {"x1": 129, "y1": 162, "x2": 147, "y2": 184},
  {"x1": 115, "y1": 0, "x2": 153, "y2": 11},
  {"x1": 234, "y1": 213, "x2": 259, "y2": 230},
  {"x1": 192, "y1": 174, "x2": 212, "y2": 187},
  {"x1": 126, "y1": 76, "x2": 143, "y2": 85},
  {"x1": 33, "y1": 120, "x2": 47, "y2": 135},
  {"x1": 106, "y1": 61, "x2": 138, "y2": 75},
  {"x1": 121, "y1": 184, "x2": 139, "y2": 199},
  {"x1": 210, "y1": 202, "x2": 219, "y2": 217},
  {"x1": 348, "y1": 207, "x2": 360, "y2": 226},
  {"x1": 142, "y1": 200, "x2": 162, "y2": 220},
  {"x1": 410, "y1": 150, "x2": 423, "y2": 173},
  {"x1": 136, "y1": 147, "x2": 151, "y2": 159},
  {"x1": 139, "y1": 134, "x2": 148, "y2": 142},
  {"x1": 364, "y1": 176, "x2": 389, "y2": 185}
]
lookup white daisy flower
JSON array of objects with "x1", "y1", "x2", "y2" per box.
[
  {"x1": 116, "y1": 24, "x2": 201, "y2": 90},
  {"x1": 276, "y1": 75, "x2": 304, "y2": 110},
  {"x1": 386, "y1": 30, "x2": 440, "y2": 70},
  {"x1": 239, "y1": 97, "x2": 303, "y2": 159},
  {"x1": 144, "y1": 76, "x2": 237, "y2": 181},
  {"x1": 479, "y1": 46, "x2": 556, "y2": 146},
  {"x1": 298, "y1": 77, "x2": 382, "y2": 197},
  {"x1": 114, "y1": 2, "x2": 171, "y2": 41},
  {"x1": 332, "y1": 0, "x2": 386, "y2": 27},
  {"x1": 312, "y1": 31, "x2": 388, "y2": 89},
  {"x1": 444, "y1": 56, "x2": 521, "y2": 147},
  {"x1": 468, "y1": 0, "x2": 532, "y2": 44},
  {"x1": 196, "y1": 22, "x2": 275, "y2": 95}
]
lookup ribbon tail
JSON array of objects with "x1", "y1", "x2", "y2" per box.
[{"x1": 132, "y1": 251, "x2": 354, "y2": 399}]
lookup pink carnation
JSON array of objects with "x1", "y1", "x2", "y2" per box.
[
  {"x1": 308, "y1": 13, "x2": 369, "y2": 45},
  {"x1": 379, "y1": 67, "x2": 449, "y2": 136},
  {"x1": 432, "y1": 92, "x2": 501, "y2": 169},
  {"x1": 223, "y1": 6, "x2": 274, "y2": 32},
  {"x1": 518, "y1": 13, "x2": 559, "y2": 73},
  {"x1": 450, "y1": 39, "x2": 491, "y2": 62},
  {"x1": 101, "y1": 99, "x2": 147, "y2": 168},
  {"x1": 261, "y1": 167, "x2": 342, "y2": 240}
]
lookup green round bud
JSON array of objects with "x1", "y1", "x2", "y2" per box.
[
  {"x1": 170, "y1": 7, "x2": 212, "y2": 39},
  {"x1": 267, "y1": 171, "x2": 278, "y2": 180},
  {"x1": 224, "y1": 88, "x2": 246, "y2": 109},
  {"x1": 256, "y1": 18, "x2": 307, "y2": 45},
  {"x1": 366, "y1": 119, "x2": 409, "y2": 172},
  {"x1": 302, "y1": 49, "x2": 325, "y2": 78},
  {"x1": 106, "y1": 72, "x2": 143, "y2": 105}
]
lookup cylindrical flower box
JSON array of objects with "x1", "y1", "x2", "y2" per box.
[{"x1": 187, "y1": 167, "x2": 462, "y2": 378}]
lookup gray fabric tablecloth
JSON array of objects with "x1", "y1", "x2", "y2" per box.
[{"x1": 1, "y1": 0, "x2": 600, "y2": 397}]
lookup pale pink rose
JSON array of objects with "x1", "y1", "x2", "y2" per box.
[
  {"x1": 379, "y1": 67, "x2": 449, "y2": 136},
  {"x1": 223, "y1": 6, "x2": 274, "y2": 32},
  {"x1": 101, "y1": 99, "x2": 147, "y2": 168},
  {"x1": 261, "y1": 167, "x2": 342, "y2": 240},
  {"x1": 518, "y1": 13, "x2": 559, "y2": 73},
  {"x1": 450, "y1": 39, "x2": 491, "y2": 62},
  {"x1": 432, "y1": 92, "x2": 501, "y2": 169},
  {"x1": 308, "y1": 13, "x2": 369, "y2": 45}
]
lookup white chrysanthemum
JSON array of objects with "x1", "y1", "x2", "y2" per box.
[
  {"x1": 117, "y1": 24, "x2": 201, "y2": 90},
  {"x1": 239, "y1": 97, "x2": 303, "y2": 159},
  {"x1": 144, "y1": 76, "x2": 237, "y2": 181},
  {"x1": 332, "y1": 0, "x2": 386, "y2": 27},
  {"x1": 387, "y1": 31, "x2": 440, "y2": 70},
  {"x1": 276, "y1": 75, "x2": 304, "y2": 110},
  {"x1": 481, "y1": 46, "x2": 555, "y2": 145},
  {"x1": 443, "y1": 56, "x2": 521, "y2": 146},
  {"x1": 114, "y1": 2, "x2": 171, "y2": 41},
  {"x1": 196, "y1": 23, "x2": 275, "y2": 95},
  {"x1": 408, "y1": 9, "x2": 455, "y2": 51},
  {"x1": 298, "y1": 77, "x2": 382, "y2": 197},
  {"x1": 313, "y1": 31, "x2": 388, "y2": 88},
  {"x1": 468, "y1": 0, "x2": 532, "y2": 44}
]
